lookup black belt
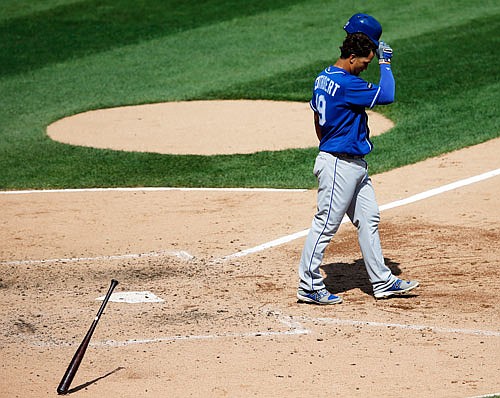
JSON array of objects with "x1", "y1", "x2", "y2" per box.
[{"x1": 329, "y1": 152, "x2": 364, "y2": 159}]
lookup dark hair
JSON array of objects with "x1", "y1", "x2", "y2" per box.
[{"x1": 339, "y1": 33, "x2": 377, "y2": 59}]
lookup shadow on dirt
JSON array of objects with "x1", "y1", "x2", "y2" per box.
[
  {"x1": 322, "y1": 257, "x2": 402, "y2": 296},
  {"x1": 65, "y1": 366, "x2": 125, "y2": 395}
]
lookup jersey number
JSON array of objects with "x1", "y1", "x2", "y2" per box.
[
  {"x1": 316, "y1": 94, "x2": 327, "y2": 126},
  {"x1": 316, "y1": 83, "x2": 339, "y2": 126}
]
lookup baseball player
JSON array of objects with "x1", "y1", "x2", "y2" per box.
[{"x1": 297, "y1": 13, "x2": 419, "y2": 304}]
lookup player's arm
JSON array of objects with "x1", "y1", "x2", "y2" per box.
[
  {"x1": 373, "y1": 42, "x2": 395, "y2": 105},
  {"x1": 310, "y1": 98, "x2": 322, "y2": 141},
  {"x1": 314, "y1": 112, "x2": 322, "y2": 141},
  {"x1": 345, "y1": 43, "x2": 395, "y2": 109}
]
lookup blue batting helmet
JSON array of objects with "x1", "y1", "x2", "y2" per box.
[{"x1": 343, "y1": 13, "x2": 382, "y2": 46}]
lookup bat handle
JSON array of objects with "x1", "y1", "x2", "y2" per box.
[{"x1": 97, "y1": 279, "x2": 119, "y2": 317}]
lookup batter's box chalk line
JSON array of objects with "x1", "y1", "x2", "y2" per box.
[
  {"x1": 1, "y1": 249, "x2": 195, "y2": 266},
  {"x1": 88, "y1": 308, "x2": 310, "y2": 347},
  {"x1": 294, "y1": 315, "x2": 500, "y2": 337},
  {"x1": 31, "y1": 307, "x2": 310, "y2": 348},
  {"x1": 30, "y1": 305, "x2": 500, "y2": 348}
]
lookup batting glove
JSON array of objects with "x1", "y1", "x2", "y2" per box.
[{"x1": 377, "y1": 41, "x2": 393, "y2": 64}]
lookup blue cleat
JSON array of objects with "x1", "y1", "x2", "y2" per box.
[
  {"x1": 297, "y1": 288, "x2": 343, "y2": 305},
  {"x1": 374, "y1": 279, "x2": 419, "y2": 299}
]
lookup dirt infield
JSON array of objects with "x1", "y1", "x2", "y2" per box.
[{"x1": 1, "y1": 104, "x2": 499, "y2": 396}]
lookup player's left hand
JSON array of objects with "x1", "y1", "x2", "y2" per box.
[{"x1": 377, "y1": 41, "x2": 393, "y2": 64}]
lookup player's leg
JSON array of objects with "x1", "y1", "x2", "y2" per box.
[
  {"x1": 298, "y1": 153, "x2": 360, "y2": 292},
  {"x1": 346, "y1": 170, "x2": 396, "y2": 293},
  {"x1": 347, "y1": 170, "x2": 420, "y2": 298}
]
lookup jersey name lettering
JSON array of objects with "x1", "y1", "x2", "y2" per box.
[{"x1": 314, "y1": 75, "x2": 340, "y2": 97}]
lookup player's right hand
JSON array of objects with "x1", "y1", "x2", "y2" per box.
[{"x1": 377, "y1": 41, "x2": 393, "y2": 64}]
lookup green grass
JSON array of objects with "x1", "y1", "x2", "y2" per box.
[
  {"x1": 0, "y1": 0, "x2": 306, "y2": 77},
  {"x1": 0, "y1": 0, "x2": 499, "y2": 189}
]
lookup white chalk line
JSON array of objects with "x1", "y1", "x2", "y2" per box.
[
  {"x1": 2, "y1": 168, "x2": 499, "y2": 267},
  {"x1": 32, "y1": 306, "x2": 499, "y2": 348},
  {"x1": 378, "y1": 168, "x2": 500, "y2": 211},
  {"x1": 295, "y1": 315, "x2": 500, "y2": 337},
  {"x1": 95, "y1": 312, "x2": 500, "y2": 348},
  {"x1": 221, "y1": 168, "x2": 500, "y2": 260},
  {"x1": 90, "y1": 327, "x2": 308, "y2": 348},
  {"x1": 0, "y1": 186, "x2": 307, "y2": 195},
  {"x1": 1, "y1": 250, "x2": 194, "y2": 266},
  {"x1": 32, "y1": 309, "x2": 310, "y2": 348},
  {"x1": 0, "y1": 187, "x2": 301, "y2": 266},
  {"x1": 33, "y1": 329, "x2": 308, "y2": 348}
]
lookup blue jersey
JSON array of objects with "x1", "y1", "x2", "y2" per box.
[{"x1": 310, "y1": 64, "x2": 394, "y2": 156}]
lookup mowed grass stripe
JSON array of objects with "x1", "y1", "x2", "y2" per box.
[{"x1": 0, "y1": 0, "x2": 304, "y2": 77}]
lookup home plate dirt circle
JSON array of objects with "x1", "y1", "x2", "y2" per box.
[{"x1": 46, "y1": 100, "x2": 394, "y2": 155}]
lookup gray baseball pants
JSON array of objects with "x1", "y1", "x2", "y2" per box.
[{"x1": 298, "y1": 151, "x2": 397, "y2": 295}]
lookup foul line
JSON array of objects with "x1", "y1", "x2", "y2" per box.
[
  {"x1": 221, "y1": 168, "x2": 500, "y2": 260},
  {"x1": 2, "y1": 168, "x2": 499, "y2": 267},
  {"x1": 378, "y1": 168, "x2": 500, "y2": 211}
]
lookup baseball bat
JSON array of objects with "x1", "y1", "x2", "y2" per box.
[{"x1": 56, "y1": 279, "x2": 119, "y2": 395}]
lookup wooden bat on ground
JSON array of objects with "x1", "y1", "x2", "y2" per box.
[{"x1": 57, "y1": 279, "x2": 119, "y2": 395}]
